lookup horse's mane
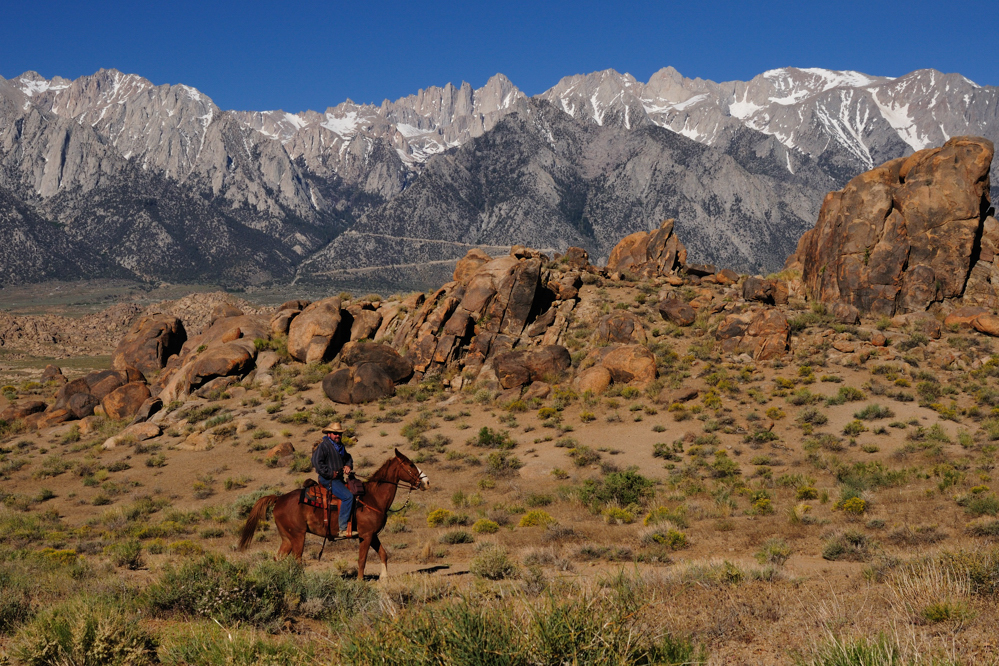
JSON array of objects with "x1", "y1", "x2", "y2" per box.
[{"x1": 367, "y1": 456, "x2": 398, "y2": 482}]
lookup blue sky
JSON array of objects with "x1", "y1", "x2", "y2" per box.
[{"x1": 2, "y1": 0, "x2": 995, "y2": 113}]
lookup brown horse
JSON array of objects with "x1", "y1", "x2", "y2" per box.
[{"x1": 238, "y1": 448, "x2": 428, "y2": 580}]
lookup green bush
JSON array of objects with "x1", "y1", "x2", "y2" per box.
[
  {"x1": 105, "y1": 539, "x2": 144, "y2": 570},
  {"x1": 822, "y1": 530, "x2": 873, "y2": 562},
  {"x1": 486, "y1": 452, "x2": 523, "y2": 477},
  {"x1": 518, "y1": 510, "x2": 556, "y2": 527},
  {"x1": 567, "y1": 445, "x2": 601, "y2": 467},
  {"x1": 470, "y1": 546, "x2": 520, "y2": 580},
  {"x1": 439, "y1": 529, "x2": 475, "y2": 544},
  {"x1": 0, "y1": 586, "x2": 33, "y2": 634},
  {"x1": 754, "y1": 538, "x2": 791, "y2": 566},
  {"x1": 854, "y1": 403, "x2": 895, "y2": 420},
  {"x1": 159, "y1": 622, "x2": 313, "y2": 665},
  {"x1": 146, "y1": 554, "x2": 302, "y2": 627},
  {"x1": 468, "y1": 426, "x2": 516, "y2": 449},
  {"x1": 578, "y1": 470, "x2": 654, "y2": 508},
  {"x1": 472, "y1": 519, "x2": 500, "y2": 534},
  {"x1": 10, "y1": 598, "x2": 158, "y2": 665}
]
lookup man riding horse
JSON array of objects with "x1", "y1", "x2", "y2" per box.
[{"x1": 311, "y1": 422, "x2": 354, "y2": 537}]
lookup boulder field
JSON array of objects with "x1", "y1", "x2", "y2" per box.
[{"x1": 7, "y1": 135, "x2": 998, "y2": 429}]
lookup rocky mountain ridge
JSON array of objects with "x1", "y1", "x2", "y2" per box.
[{"x1": 1, "y1": 65, "x2": 997, "y2": 287}]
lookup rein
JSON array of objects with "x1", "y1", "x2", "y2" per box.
[{"x1": 356, "y1": 473, "x2": 421, "y2": 514}]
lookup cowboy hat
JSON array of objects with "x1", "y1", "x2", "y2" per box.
[{"x1": 322, "y1": 422, "x2": 344, "y2": 434}]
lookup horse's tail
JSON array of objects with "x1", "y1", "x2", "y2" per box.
[{"x1": 238, "y1": 495, "x2": 278, "y2": 551}]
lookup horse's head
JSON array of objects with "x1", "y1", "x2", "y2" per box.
[{"x1": 394, "y1": 448, "x2": 429, "y2": 490}]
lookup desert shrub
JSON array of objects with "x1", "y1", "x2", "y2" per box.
[
  {"x1": 0, "y1": 587, "x2": 33, "y2": 634},
  {"x1": 146, "y1": 554, "x2": 302, "y2": 627},
  {"x1": 525, "y1": 493, "x2": 554, "y2": 507},
  {"x1": 159, "y1": 623, "x2": 312, "y2": 665},
  {"x1": 578, "y1": 470, "x2": 653, "y2": 508},
  {"x1": 796, "y1": 407, "x2": 828, "y2": 426},
  {"x1": 644, "y1": 505, "x2": 689, "y2": 528},
  {"x1": 755, "y1": 538, "x2": 791, "y2": 566},
  {"x1": 439, "y1": 529, "x2": 474, "y2": 544},
  {"x1": 519, "y1": 510, "x2": 556, "y2": 527},
  {"x1": 837, "y1": 497, "x2": 867, "y2": 516},
  {"x1": 842, "y1": 420, "x2": 867, "y2": 436},
  {"x1": 105, "y1": 539, "x2": 144, "y2": 569},
  {"x1": 10, "y1": 598, "x2": 158, "y2": 665},
  {"x1": 602, "y1": 507, "x2": 635, "y2": 524},
  {"x1": 854, "y1": 403, "x2": 895, "y2": 420},
  {"x1": 427, "y1": 508, "x2": 469, "y2": 528},
  {"x1": 796, "y1": 486, "x2": 819, "y2": 500},
  {"x1": 472, "y1": 519, "x2": 500, "y2": 534},
  {"x1": 470, "y1": 545, "x2": 520, "y2": 580},
  {"x1": 640, "y1": 525, "x2": 688, "y2": 550},
  {"x1": 709, "y1": 451, "x2": 740, "y2": 478},
  {"x1": 486, "y1": 452, "x2": 523, "y2": 477},
  {"x1": 567, "y1": 445, "x2": 601, "y2": 467},
  {"x1": 469, "y1": 426, "x2": 516, "y2": 450},
  {"x1": 961, "y1": 493, "x2": 999, "y2": 517},
  {"x1": 797, "y1": 634, "x2": 909, "y2": 666},
  {"x1": 825, "y1": 386, "x2": 865, "y2": 406},
  {"x1": 966, "y1": 519, "x2": 999, "y2": 538},
  {"x1": 822, "y1": 530, "x2": 873, "y2": 562}
]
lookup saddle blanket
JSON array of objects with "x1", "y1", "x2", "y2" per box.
[{"x1": 299, "y1": 480, "x2": 335, "y2": 509}]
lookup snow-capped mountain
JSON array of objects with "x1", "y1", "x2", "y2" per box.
[
  {"x1": 542, "y1": 66, "x2": 999, "y2": 183},
  {"x1": 0, "y1": 64, "x2": 996, "y2": 288}
]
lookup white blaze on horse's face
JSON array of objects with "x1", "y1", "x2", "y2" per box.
[{"x1": 417, "y1": 466, "x2": 429, "y2": 490}]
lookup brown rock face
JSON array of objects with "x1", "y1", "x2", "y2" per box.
[
  {"x1": 270, "y1": 309, "x2": 300, "y2": 336},
  {"x1": 788, "y1": 136, "x2": 994, "y2": 316},
  {"x1": 102, "y1": 382, "x2": 152, "y2": 420},
  {"x1": 492, "y1": 346, "x2": 572, "y2": 389},
  {"x1": 743, "y1": 277, "x2": 789, "y2": 306},
  {"x1": 973, "y1": 314, "x2": 999, "y2": 337},
  {"x1": 600, "y1": 345, "x2": 657, "y2": 385},
  {"x1": 606, "y1": 219, "x2": 687, "y2": 278},
  {"x1": 576, "y1": 366, "x2": 612, "y2": 394},
  {"x1": 112, "y1": 314, "x2": 187, "y2": 375},
  {"x1": 0, "y1": 400, "x2": 47, "y2": 421},
  {"x1": 594, "y1": 312, "x2": 647, "y2": 345},
  {"x1": 67, "y1": 392, "x2": 100, "y2": 419},
  {"x1": 322, "y1": 363, "x2": 395, "y2": 404},
  {"x1": 266, "y1": 441, "x2": 295, "y2": 459},
  {"x1": 339, "y1": 341, "x2": 414, "y2": 383},
  {"x1": 562, "y1": 247, "x2": 591, "y2": 270},
  {"x1": 454, "y1": 248, "x2": 493, "y2": 283},
  {"x1": 287, "y1": 298, "x2": 349, "y2": 363},
  {"x1": 744, "y1": 309, "x2": 791, "y2": 360},
  {"x1": 658, "y1": 298, "x2": 696, "y2": 327},
  {"x1": 349, "y1": 310, "x2": 383, "y2": 342}
]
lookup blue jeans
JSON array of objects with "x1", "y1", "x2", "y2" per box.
[{"x1": 319, "y1": 476, "x2": 353, "y2": 531}]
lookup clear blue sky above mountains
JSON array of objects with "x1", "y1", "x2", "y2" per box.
[{"x1": 3, "y1": 0, "x2": 995, "y2": 112}]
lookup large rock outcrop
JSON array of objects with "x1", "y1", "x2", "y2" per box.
[
  {"x1": 788, "y1": 136, "x2": 995, "y2": 316},
  {"x1": 112, "y1": 315, "x2": 186, "y2": 375},
  {"x1": 606, "y1": 219, "x2": 687, "y2": 278}
]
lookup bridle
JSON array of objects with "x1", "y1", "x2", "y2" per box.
[{"x1": 357, "y1": 460, "x2": 427, "y2": 514}]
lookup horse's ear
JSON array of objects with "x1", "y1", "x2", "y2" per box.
[{"x1": 395, "y1": 448, "x2": 411, "y2": 462}]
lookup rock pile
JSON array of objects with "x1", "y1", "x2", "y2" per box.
[{"x1": 787, "y1": 136, "x2": 995, "y2": 317}]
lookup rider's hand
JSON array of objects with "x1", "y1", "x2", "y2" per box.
[{"x1": 344, "y1": 465, "x2": 352, "y2": 475}]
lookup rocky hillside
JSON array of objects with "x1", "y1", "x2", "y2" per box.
[{"x1": 1, "y1": 66, "x2": 997, "y2": 287}]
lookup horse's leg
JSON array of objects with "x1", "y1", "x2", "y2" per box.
[
  {"x1": 274, "y1": 503, "x2": 293, "y2": 560},
  {"x1": 357, "y1": 536, "x2": 373, "y2": 581},
  {"x1": 370, "y1": 534, "x2": 390, "y2": 580},
  {"x1": 291, "y1": 530, "x2": 306, "y2": 561}
]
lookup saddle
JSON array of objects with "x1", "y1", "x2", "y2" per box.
[{"x1": 300, "y1": 478, "x2": 363, "y2": 538}]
